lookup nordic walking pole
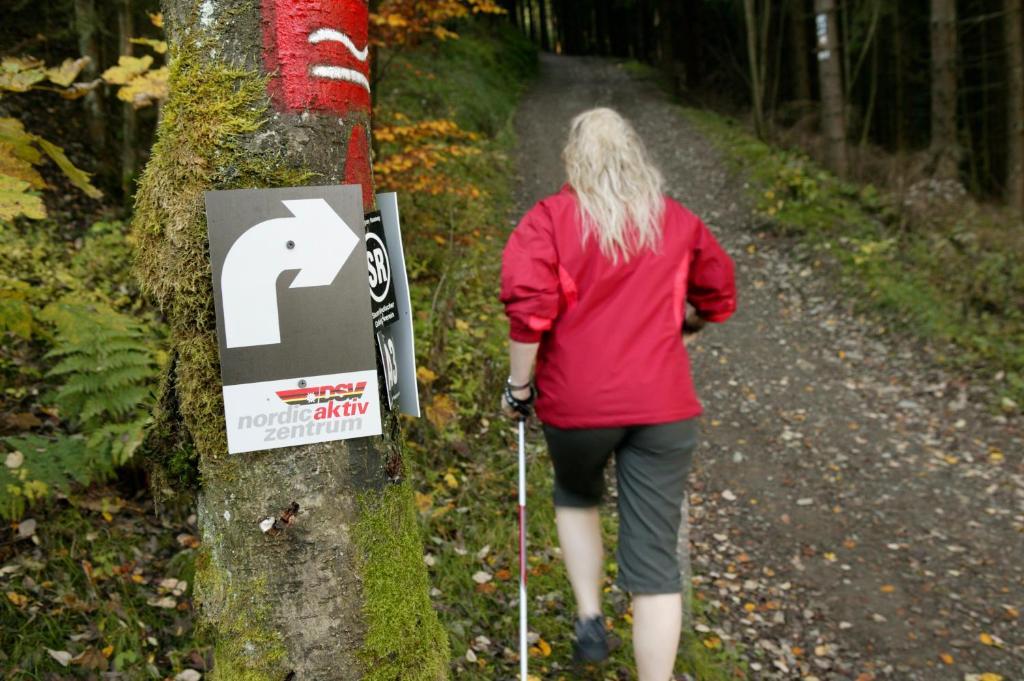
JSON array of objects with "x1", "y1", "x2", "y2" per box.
[{"x1": 517, "y1": 415, "x2": 528, "y2": 681}]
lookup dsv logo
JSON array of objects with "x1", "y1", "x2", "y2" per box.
[{"x1": 366, "y1": 232, "x2": 391, "y2": 303}]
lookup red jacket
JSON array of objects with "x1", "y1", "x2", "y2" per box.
[{"x1": 500, "y1": 186, "x2": 736, "y2": 428}]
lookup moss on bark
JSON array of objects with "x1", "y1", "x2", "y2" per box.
[{"x1": 354, "y1": 482, "x2": 449, "y2": 681}]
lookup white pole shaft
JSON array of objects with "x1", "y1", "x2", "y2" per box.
[{"x1": 518, "y1": 418, "x2": 528, "y2": 681}]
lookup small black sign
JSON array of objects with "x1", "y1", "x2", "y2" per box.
[
  {"x1": 364, "y1": 211, "x2": 400, "y2": 331},
  {"x1": 376, "y1": 329, "x2": 401, "y2": 410}
]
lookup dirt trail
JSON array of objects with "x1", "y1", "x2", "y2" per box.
[{"x1": 512, "y1": 53, "x2": 1023, "y2": 680}]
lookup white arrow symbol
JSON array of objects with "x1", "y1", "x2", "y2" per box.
[{"x1": 221, "y1": 199, "x2": 359, "y2": 349}]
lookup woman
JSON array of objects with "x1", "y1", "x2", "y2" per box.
[{"x1": 499, "y1": 108, "x2": 736, "y2": 681}]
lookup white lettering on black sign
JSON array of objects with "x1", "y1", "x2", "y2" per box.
[{"x1": 364, "y1": 211, "x2": 399, "y2": 330}]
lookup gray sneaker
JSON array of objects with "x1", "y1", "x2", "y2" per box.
[{"x1": 572, "y1": 615, "x2": 609, "y2": 663}]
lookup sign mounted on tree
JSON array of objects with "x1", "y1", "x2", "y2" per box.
[
  {"x1": 376, "y1": 193, "x2": 421, "y2": 417},
  {"x1": 204, "y1": 185, "x2": 382, "y2": 454},
  {"x1": 364, "y1": 211, "x2": 399, "y2": 331}
]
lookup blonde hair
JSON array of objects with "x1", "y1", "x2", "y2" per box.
[{"x1": 563, "y1": 108, "x2": 665, "y2": 263}]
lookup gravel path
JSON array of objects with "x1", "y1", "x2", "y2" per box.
[{"x1": 513, "y1": 53, "x2": 1023, "y2": 681}]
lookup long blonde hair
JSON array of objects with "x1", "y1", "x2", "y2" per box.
[{"x1": 563, "y1": 108, "x2": 665, "y2": 263}]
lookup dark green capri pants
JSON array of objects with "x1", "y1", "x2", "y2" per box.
[{"x1": 542, "y1": 418, "x2": 698, "y2": 595}]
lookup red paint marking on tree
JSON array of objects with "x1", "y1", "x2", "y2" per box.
[
  {"x1": 344, "y1": 124, "x2": 373, "y2": 208},
  {"x1": 262, "y1": 0, "x2": 370, "y2": 115}
]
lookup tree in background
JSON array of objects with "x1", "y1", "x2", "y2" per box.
[
  {"x1": 929, "y1": 0, "x2": 960, "y2": 180},
  {"x1": 1006, "y1": 0, "x2": 1024, "y2": 213},
  {"x1": 814, "y1": 0, "x2": 848, "y2": 176},
  {"x1": 131, "y1": 0, "x2": 446, "y2": 677}
]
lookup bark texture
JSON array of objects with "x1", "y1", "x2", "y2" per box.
[
  {"x1": 814, "y1": 0, "x2": 847, "y2": 176},
  {"x1": 929, "y1": 0, "x2": 960, "y2": 179},
  {"x1": 1006, "y1": 0, "x2": 1024, "y2": 213},
  {"x1": 789, "y1": 0, "x2": 811, "y2": 102},
  {"x1": 132, "y1": 1, "x2": 447, "y2": 679}
]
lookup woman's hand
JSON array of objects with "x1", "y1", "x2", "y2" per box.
[{"x1": 501, "y1": 385, "x2": 534, "y2": 419}]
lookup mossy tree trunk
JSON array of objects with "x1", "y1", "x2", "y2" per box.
[{"x1": 132, "y1": 1, "x2": 448, "y2": 679}]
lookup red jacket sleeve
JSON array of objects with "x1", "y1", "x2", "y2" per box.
[
  {"x1": 688, "y1": 219, "x2": 737, "y2": 323},
  {"x1": 500, "y1": 204, "x2": 559, "y2": 342}
]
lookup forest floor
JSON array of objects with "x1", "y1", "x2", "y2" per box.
[{"x1": 511, "y1": 53, "x2": 1023, "y2": 680}]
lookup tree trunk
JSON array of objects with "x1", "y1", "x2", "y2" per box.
[
  {"x1": 132, "y1": 2, "x2": 447, "y2": 679},
  {"x1": 814, "y1": 0, "x2": 848, "y2": 175},
  {"x1": 930, "y1": 0, "x2": 960, "y2": 179},
  {"x1": 744, "y1": 0, "x2": 767, "y2": 138},
  {"x1": 119, "y1": 0, "x2": 139, "y2": 199},
  {"x1": 789, "y1": 0, "x2": 812, "y2": 102},
  {"x1": 74, "y1": 0, "x2": 106, "y2": 156},
  {"x1": 538, "y1": 0, "x2": 550, "y2": 50},
  {"x1": 1006, "y1": 0, "x2": 1024, "y2": 212}
]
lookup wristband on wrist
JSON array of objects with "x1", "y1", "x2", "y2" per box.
[{"x1": 506, "y1": 376, "x2": 532, "y2": 391}]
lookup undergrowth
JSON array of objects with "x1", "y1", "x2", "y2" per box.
[{"x1": 683, "y1": 108, "x2": 1024, "y2": 410}]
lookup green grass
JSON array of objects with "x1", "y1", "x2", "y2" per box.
[
  {"x1": 684, "y1": 108, "x2": 1024, "y2": 410},
  {"x1": 0, "y1": 493, "x2": 204, "y2": 679}
]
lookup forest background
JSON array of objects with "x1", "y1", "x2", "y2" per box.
[{"x1": 0, "y1": 0, "x2": 1021, "y2": 679}]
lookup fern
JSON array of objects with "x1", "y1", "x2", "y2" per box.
[
  {"x1": 39, "y1": 298, "x2": 157, "y2": 431},
  {"x1": 0, "y1": 298, "x2": 157, "y2": 519}
]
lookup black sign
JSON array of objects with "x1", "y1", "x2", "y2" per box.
[
  {"x1": 364, "y1": 211, "x2": 399, "y2": 331},
  {"x1": 376, "y1": 329, "x2": 401, "y2": 409}
]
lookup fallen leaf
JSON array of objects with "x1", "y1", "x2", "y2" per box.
[
  {"x1": 880, "y1": 584, "x2": 895, "y2": 593},
  {"x1": 978, "y1": 632, "x2": 995, "y2": 646},
  {"x1": 6, "y1": 591, "x2": 28, "y2": 607},
  {"x1": 4, "y1": 450, "x2": 23, "y2": 468},
  {"x1": 494, "y1": 569, "x2": 511, "y2": 581},
  {"x1": 101, "y1": 645, "x2": 114, "y2": 658},
  {"x1": 47, "y1": 649, "x2": 72, "y2": 666},
  {"x1": 175, "y1": 670, "x2": 202, "y2": 681},
  {"x1": 444, "y1": 472, "x2": 459, "y2": 489},
  {"x1": 417, "y1": 366, "x2": 438, "y2": 384},
  {"x1": 472, "y1": 571, "x2": 492, "y2": 584},
  {"x1": 16, "y1": 518, "x2": 36, "y2": 538},
  {"x1": 414, "y1": 492, "x2": 432, "y2": 512},
  {"x1": 71, "y1": 647, "x2": 108, "y2": 671},
  {"x1": 939, "y1": 653, "x2": 954, "y2": 664}
]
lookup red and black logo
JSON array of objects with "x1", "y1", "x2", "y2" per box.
[{"x1": 276, "y1": 381, "x2": 367, "y2": 407}]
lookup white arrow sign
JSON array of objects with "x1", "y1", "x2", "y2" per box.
[{"x1": 221, "y1": 199, "x2": 359, "y2": 348}]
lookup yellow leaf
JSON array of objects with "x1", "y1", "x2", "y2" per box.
[
  {"x1": 116, "y1": 67, "x2": 169, "y2": 109},
  {"x1": 101, "y1": 55, "x2": 153, "y2": 85},
  {"x1": 702, "y1": 636, "x2": 722, "y2": 649},
  {"x1": 425, "y1": 394, "x2": 456, "y2": 430},
  {"x1": 45, "y1": 57, "x2": 90, "y2": 87},
  {"x1": 0, "y1": 174, "x2": 46, "y2": 221},
  {"x1": 938, "y1": 653, "x2": 953, "y2": 665},
  {"x1": 823, "y1": 552, "x2": 837, "y2": 562},
  {"x1": 978, "y1": 632, "x2": 996, "y2": 646},
  {"x1": 101, "y1": 645, "x2": 114, "y2": 658},
  {"x1": 129, "y1": 38, "x2": 168, "y2": 54},
  {"x1": 443, "y1": 472, "x2": 458, "y2": 489},
  {"x1": 35, "y1": 137, "x2": 102, "y2": 199},
  {"x1": 102, "y1": 511, "x2": 113, "y2": 522},
  {"x1": 988, "y1": 449, "x2": 1004, "y2": 464},
  {"x1": 417, "y1": 366, "x2": 438, "y2": 384},
  {"x1": 149, "y1": 12, "x2": 163, "y2": 28},
  {"x1": 880, "y1": 584, "x2": 895, "y2": 593},
  {"x1": 6, "y1": 591, "x2": 28, "y2": 607},
  {"x1": 414, "y1": 492, "x2": 432, "y2": 512},
  {"x1": 454, "y1": 319, "x2": 470, "y2": 332},
  {"x1": 0, "y1": 141, "x2": 44, "y2": 188},
  {"x1": 743, "y1": 602, "x2": 756, "y2": 612}
]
